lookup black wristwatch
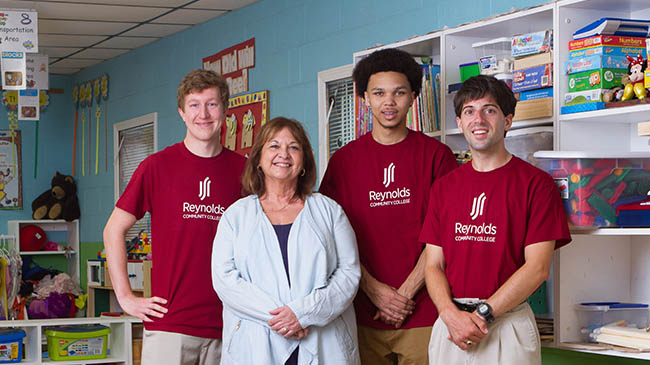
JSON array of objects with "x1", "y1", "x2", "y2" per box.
[{"x1": 477, "y1": 302, "x2": 495, "y2": 323}]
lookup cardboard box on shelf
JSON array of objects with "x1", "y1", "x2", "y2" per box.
[
  {"x1": 568, "y1": 35, "x2": 646, "y2": 51},
  {"x1": 569, "y1": 45, "x2": 644, "y2": 59},
  {"x1": 563, "y1": 89, "x2": 608, "y2": 105},
  {"x1": 512, "y1": 64, "x2": 553, "y2": 92},
  {"x1": 568, "y1": 68, "x2": 626, "y2": 92},
  {"x1": 565, "y1": 54, "x2": 630, "y2": 74},
  {"x1": 511, "y1": 30, "x2": 552, "y2": 58},
  {"x1": 514, "y1": 51, "x2": 553, "y2": 71},
  {"x1": 512, "y1": 97, "x2": 553, "y2": 121}
]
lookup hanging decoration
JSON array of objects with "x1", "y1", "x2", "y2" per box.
[
  {"x1": 93, "y1": 79, "x2": 100, "y2": 175},
  {"x1": 86, "y1": 82, "x2": 92, "y2": 176},
  {"x1": 79, "y1": 84, "x2": 86, "y2": 177},
  {"x1": 2, "y1": 90, "x2": 49, "y2": 179},
  {"x1": 72, "y1": 85, "x2": 79, "y2": 176},
  {"x1": 221, "y1": 90, "x2": 269, "y2": 157},
  {"x1": 101, "y1": 74, "x2": 109, "y2": 172}
]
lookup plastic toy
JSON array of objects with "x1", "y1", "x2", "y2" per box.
[
  {"x1": 621, "y1": 54, "x2": 647, "y2": 101},
  {"x1": 547, "y1": 158, "x2": 650, "y2": 227}
]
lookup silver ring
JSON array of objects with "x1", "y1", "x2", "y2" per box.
[{"x1": 466, "y1": 340, "x2": 473, "y2": 346}]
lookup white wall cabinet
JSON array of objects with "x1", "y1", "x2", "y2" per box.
[{"x1": 351, "y1": 0, "x2": 650, "y2": 360}]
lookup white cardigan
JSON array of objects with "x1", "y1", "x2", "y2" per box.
[{"x1": 211, "y1": 193, "x2": 361, "y2": 364}]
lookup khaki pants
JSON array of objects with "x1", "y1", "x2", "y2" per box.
[
  {"x1": 141, "y1": 329, "x2": 222, "y2": 365},
  {"x1": 358, "y1": 325, "x2": 432, "y2": 365},
  {"x1": 428, "y1": 303, "x2": 540, "y2": 365}
]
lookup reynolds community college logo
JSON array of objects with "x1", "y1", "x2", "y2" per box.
[
  {"x1": 470, "y1": 192, "x2": 486, "y2": 220},
  {"x1": 383, "y1": 162, "x2": 395, "y2": 188},
  {"x1": 182, "y1": 176, "x2": 224, "y2": 221},
  {"x1": 369, "y1": 162, "x2": 410, "y2": 207},
  {"x1": 198, "y1": 177, "x2": 211, "y2": 201}
]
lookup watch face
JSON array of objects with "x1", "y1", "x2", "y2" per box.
[{"x1": 478, "y1": 303, "x2": 489, "y2": 315}]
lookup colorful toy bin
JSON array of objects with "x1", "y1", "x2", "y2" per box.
[
  {"x1": 0, "y1": 329, "x2": 25, "y2": 363},
  {"x1": 533, "y1": 152, "x2": 650, "y2": 228},
  {"x1": 45, "y1": 325, "x2": 110, "y2": 361}
]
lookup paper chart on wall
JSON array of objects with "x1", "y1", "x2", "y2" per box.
[
  {"x1": 1, "y1": 51, "x2": 26, "y2": 90},
  {"x1": 26, "y1": 54, "x2": 48, "y2": 90},
  {"x1": 0, "y1": 130, "x2": 22, "y2": 209},
  {"x1": 18, "y1": 89, "x2": 38, "y2": 121}
]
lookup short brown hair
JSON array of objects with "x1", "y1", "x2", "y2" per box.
[
  {"x1": 242, "y1": 117, "x2": 316, "y2": 200},
  {"x1": 453, "y1": 75, "x2": 517, "y2": 118},
  {"x1": 177, "y1": 69, "x2": 229, "y2": 111}
]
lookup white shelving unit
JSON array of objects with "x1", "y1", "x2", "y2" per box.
[
  {"x1": 553, "y1": 0, "x2": 650, "y2": 360},
  {"x1": 0, "y1": 316, "x2": 140, "y2": 364},
  {"x1": 7, "y1": 220, "x2": 80, "y2": 281},
  {"x1": 350, "y1": 0, "x2": 650, "y2": 360},
  {"x1": 4, "y1": 220, "x2": 140, "y2": 363}
]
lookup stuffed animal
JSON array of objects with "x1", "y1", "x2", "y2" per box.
[
  {"x1": 621, "y1": 54, "x2": 647, "y2": 101},
  {"x1": 31, "y1": 172, "x2": 80, "y2": 221}
]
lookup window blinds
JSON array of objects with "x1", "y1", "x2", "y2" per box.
[
  {"x1": 326, "y1": 77, "x2": 355, "y2": 157},
  {"x1": 117, "y1": 123, "x2": 154, "y2": 242}
]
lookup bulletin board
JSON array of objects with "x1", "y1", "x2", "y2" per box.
[
  {"x1": 0, "y1": 130, "x2": 22, "y2": 209},
  {"x1": 221, "y1": 90, "x2": 269, "y2": 157}
]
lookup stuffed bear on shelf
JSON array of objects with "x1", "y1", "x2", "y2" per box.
[{"x1": 31, "y1": 172, "x2": 81, "y2": 221}]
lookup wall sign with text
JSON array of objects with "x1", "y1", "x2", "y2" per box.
[{"x1": 202, "y1": 38, "x2": 255, "y2": 96}]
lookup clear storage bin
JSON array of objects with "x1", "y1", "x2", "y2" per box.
[
  {"x1": 575, "y1": 302, "x2": 649, "y2": 342},
  {"x1": 533, "y1": 151, "x2": 650, "y2": 227},
  {"x1": 472, "y1": 37, "x2": 513, "y2": 75}
]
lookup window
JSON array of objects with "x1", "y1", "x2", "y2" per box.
[
  {"x1": 113, "y1": 112, "x2": 157, "y2": 241},
  {"x1": 317, "y1": 64, "x2": 354, "y2": 180}
]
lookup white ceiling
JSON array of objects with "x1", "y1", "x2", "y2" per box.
[{"x1": 0, "y1": 0, "x2": 259, "y2": 75}]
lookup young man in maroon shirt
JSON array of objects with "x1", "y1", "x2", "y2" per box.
[
  {"x1": 320, "y1": 48, "x2": 457, "y2": 364},
  {"x1": 104, "y1": 69, "x2": 245, "y2": 364},
  {"x1": 420, "y1": 75, "x2": 571, "y2": 364}
]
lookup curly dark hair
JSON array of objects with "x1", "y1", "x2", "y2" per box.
[
  {"x1": 453, "y1": 75, "x2": 517, "y2": 118},
  {"x1": 353, "y1": 48, "x2": 423, "y2": 97}
]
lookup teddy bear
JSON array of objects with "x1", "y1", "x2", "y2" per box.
[{"x1": 31, "y1": 172, "x2": 80, "y2": 221}]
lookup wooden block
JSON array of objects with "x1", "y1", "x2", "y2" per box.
[
  {"x1": 513, "y1": 97, "x2": 553, "y2": 121},
  {"x1": 143, "y1": 260, "x2": 152, "y2": 298},
  {"x1": 638, "y1": 121, "x2": 650, "y2": 136},
  {"x1": 514, "y1": 51, "x2": 553, "y2": 70},
  {"x1": 132, "y1": 338, "x2": 143, "y2": 365},
  {"x1": 104, "y1": 261, "x2": 113, "y2": 288}
]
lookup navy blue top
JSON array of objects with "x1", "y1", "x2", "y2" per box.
[
  {"x1": 272, "y1": 223, "x2": 298, "y2": 365},
  {"x1": 273, "y1": 223, "x2": 292, "y2": 286}
]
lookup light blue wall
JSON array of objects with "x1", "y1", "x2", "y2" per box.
[{"x1": 0, "y1": 0, "x2": 548, "y2": 241}]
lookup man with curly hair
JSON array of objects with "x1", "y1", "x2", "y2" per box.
[{"x1": 320, "y1": 48, "x2": 457, "y2": 364}]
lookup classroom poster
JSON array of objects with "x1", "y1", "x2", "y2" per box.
[
  {"x1": 0, "y1": 10, "x2": 38, "y2": 52},
  {"x1": 221, "y1": 90, "x2": 268, "y2": 157},
  {"x1": 26, "y1": 54, "x2": 48, "y2": 89},
  {"x1": 1, "y1": 51, "x2": 26, "y2": 90},
  {"x1": 18, "y1": 89, "x2": 39, "y2": 120},
  {"x1": 0, "y1": 130, "x2": 22, "y2": 209}
]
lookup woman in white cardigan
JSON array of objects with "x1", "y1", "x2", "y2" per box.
[{"x1": 211, "y1": 117, "x2": 361, "y2": 364}]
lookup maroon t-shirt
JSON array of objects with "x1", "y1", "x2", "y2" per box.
[
  {"x1": 117, "y1": 142, "x2": 246, "y2": 338},
  {"x1": 419, "y1": 156, "x2": 571, "y2": 300},
  {"x1": 320, "y1": 131, "x2": 457, "y2": 329}
]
